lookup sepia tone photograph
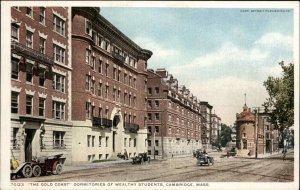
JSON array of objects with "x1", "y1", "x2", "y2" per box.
[{"x1": 1, "y1": 1, "x2": 299, "y2": 190}]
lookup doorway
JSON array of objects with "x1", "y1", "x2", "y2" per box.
[{"x1": 25, "y1": 129, "x2": 36, "y2": 162}]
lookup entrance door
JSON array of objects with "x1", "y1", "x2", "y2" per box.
[{"x1": 25, "y1": 129, "x2": 36, "y2": 162}]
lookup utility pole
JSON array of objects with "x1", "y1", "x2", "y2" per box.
[{"x1": 253, "y1": 107, "x2": 260, "y2": 159}]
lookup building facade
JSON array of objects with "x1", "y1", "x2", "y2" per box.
[
  {"x1": 146, "y1": 69, "x2": 203, "y2": 158},
  {"x1": 10, "y1": 7, "x2": 72, "y2": 164},
  {"x1": 71, "y1": 7, "x2": 152, "y2": 164},
  {"x1": 211, "y1": 113, "x2": 221, "y2": 146},
  {"x1": 200, "y1": 101, "x2": 213, "y2": 149}
]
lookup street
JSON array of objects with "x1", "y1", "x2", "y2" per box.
[{"x1": 14, "y1": 150, "x2": 294, "y2": 182}]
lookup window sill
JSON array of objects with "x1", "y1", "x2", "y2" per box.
[
  {"x1": 52, "y1": 30, "x2": 65, "y2": 38},
  {"x1": 11, "y1": 78, "x2": 21, "y2": 82},
  {"x1": 39, "y1": 22, "x2": 46, "y2": 27},
  {"x1": 26, "y1": 82, "x2": 34, "y2": 86}
]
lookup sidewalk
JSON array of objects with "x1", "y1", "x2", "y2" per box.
[{"x1": 63, "y1": 159, "x2": 132, "y2": 172}]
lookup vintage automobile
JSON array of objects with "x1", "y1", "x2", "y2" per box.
[
  {"x1": 132, "y1": 153, "x2": 150, "y2": 164},
  {"x1": 195, "y1": 150, "x2": 214, "y2": 166},
  {"x1": 10, "y1": 154, "x2": 64, "y2": 179},
  {"x1": 227, "y1": 147, "x2": 237, "y2": 157}
]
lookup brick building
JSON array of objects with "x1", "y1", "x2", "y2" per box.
[
  {"x1": 10, "y1": 7, "x2": 72, "y2": 164},
  {"x1": 211, "y1": 113, "x2": 221, "y2": 146},
  {"x1": 200, "y1": 101, "x2": 213, "y2": 149},
  {"x1": 71, "y1": 7, "x2": 152, "y2": 164},
  {"x1": 147, "y1": 68, "x2": 203, "y2": 158}
]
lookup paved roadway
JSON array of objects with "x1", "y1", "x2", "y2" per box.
[{"x1": 14, "y1": 151, "x2": 294, "y2": 182}]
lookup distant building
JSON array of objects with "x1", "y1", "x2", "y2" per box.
[
  {"x1": 200, "y1": 101, "x2": 213, "y2": 149},
  {"x1": 211, "y1": 113, "x2": 221, "y2": 146},
  {"x1": 146, "y1": 68, "x2": 203, "y2": 158}
]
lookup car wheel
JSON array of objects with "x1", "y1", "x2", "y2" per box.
[
  {"x1": 32, "y1": 165, "x2": 42, "y2": 177},
  {"x1": 22, "y1": 164, "x2": 32, "y2": 178}
]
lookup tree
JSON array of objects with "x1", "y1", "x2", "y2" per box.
[
  {"x1": 220, "y1": 123, "x2": 232, "y2": 147},
  {"x1": 263, "y1": 61, "x2": 294, "y2": 146}
]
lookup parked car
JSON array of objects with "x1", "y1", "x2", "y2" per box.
[
  {"x1": 195, "y1": 150, "x2": 214, "y2": 166},
  {"x1": 132, "y1": 153, "x2": 150, "y2": 164},
  {"x1": 227, "y1": 147, "x2": 237, "y2": 157}
]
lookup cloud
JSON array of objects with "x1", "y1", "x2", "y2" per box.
[
  {"x1": 254, "y1": 32, "x2": 293, "y2": 51},
  {"x1": 134, "y1": 37, "x2": 178, "y2": 68},
  {"x1": 189, "y1": 76, "x2": 268, "y2": 125}
]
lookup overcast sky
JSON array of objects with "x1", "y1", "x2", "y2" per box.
[{"x1": 101, "y1": 7, "x2": 294, "y2": 125}]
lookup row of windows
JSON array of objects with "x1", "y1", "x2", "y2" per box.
[
  {"x1": 168, "y1": 101, "x2": 201, "y2": 121},
  {"x1": 12, "y1": 58, "x2": 66, "y2": 93},
  {"x1": 85, "y1": 53, "x2": 137, "y2": 89},
  {"x1": 11, "y1": 91, "x2": 65, "y2": 120},
  {"x1": 85, "y1": 19, "x2": 140, "y2": 70},
  {"x1": 13, "y1": 7, "x2": 66, "y2": 36},
  {"x1": 147, "y1": 87, "x2": 160, "y2": 95},
  {"x1": 86, "y1": 135, "x2": 137, "y2": 148},
  {"x1": 12, "y1": 129, "x2": 65, "y2": 149},
  {"x1": 85, "y1": 75, "x2": 137, "y2": 106},
  {"x1": 147, "y1": 126, "x2": 160, "y2": 133},
  {"x1": 11, "y1": 26, "x2": 66, "y2": 64},
  {"x1": 147, "y1": 139, "x2": 159, "y2": 147},
  {"x1": 85, "y1": 103, "x2": 137, "y2": 124}
]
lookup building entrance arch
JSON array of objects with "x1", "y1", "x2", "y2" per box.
[{"x1": 110, "y1": 108, "x2": 124, "y2": 156}]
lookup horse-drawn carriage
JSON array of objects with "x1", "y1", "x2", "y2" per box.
[
  {"x1": 132, "y1": 153, "x2": 150, "y2": 164},
  {"x1": 11, "y1": 154, "x2": 64, "y2": 179}
]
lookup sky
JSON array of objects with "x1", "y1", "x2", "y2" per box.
[{"x1": 100, "y1": 7, "x2": 294, "y2": 126}]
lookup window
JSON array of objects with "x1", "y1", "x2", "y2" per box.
[
  {"x1": 148, "y1": 113, "x2": 152, "y2": 121},
  {"x1": 40, "y1": 37, "x2": 46, "y2": 54},
  {"x1": 53, "y1": 131, "x2": 65, "y2": 148},
  {"x1": 11, "y1": 25, "x2": 18, "y2": 41},
  {"x1": 124, "y1": 92, "x2": 127, "y2": 105},
  {"x1": 105, "y1": 85, "x2": 109, "y2": 99},
  {"x1": 134, "y1": 139, "x2": 136, "y2": 147},
  {"x1": 53, "y1": 73, "x2": 65, "y2": 92},
  {"x1": 148, "y1": 140, "x2": 151, "y2": 147},
  {"x1": 92, "y1": 31, "x2": 97, "y2": 43},
  {"x1": 11, "y1": 92, "x2": 18, "y2": 113},
  {"x1": 39, "y1": 7, "x2": 45, "y2": 24},
  {"x1": 99, "y1": 136, "x2": 102, "y2": 147},
  {"x1": 113, "y1": 88, "x2": 117, "y2": 101},
  {"x1": 11, "y1": 58, "x2": 19, "y2": 79},
  {"x1": 129, "y1": 76, "x2": 132, "y2": 86},
  {"x1": 26, "y1": 30, "x2": 33, "y2": 48},
  {"x1": 98, "y1": 82, "x2": 102, "y2": 97},
  {"x1": 113, "y1": 68, "x2": 117, "y2": 80},
  {"x1": 26, "y1": 7, "x2": 33, "y2": 17},
  {"x1": 155, "y1": 100, "x2": 159, "y2": 107},
  {"x1": 53, "y1": 15, "x2": 65, "y2": 35},
  {"x1": 53, "y1": 45, "x2": 65, "y2": 63},
  {"x1": 124, "y1": 138, "x2": 127, "y2": 147},
  {"x1": 98, "y1": 107, "x2": 102, "y2": 118},
  {"x1": 155, "y1": 113, "x2": 160, "y2": 120},
  {"x1": 85, "y1": 20, "x2": 92, "y2": 35},
  {"x1": 105, "y1": 64, "x2": 109, "y2": 77},
  {"x1": 148, "y1": 126, "x2": 152, "y2": 133},
  {"x1": 98, "y1": 60, "x2": 103, "y2": 74},
  {"x1": 148, "y1": 100, "x2": 152, "y2": 108},
  {"x1": 117, "y1": 70, "x2": 121, "y2": 82},
  {"x1": 124, "y1": 73, "x2": 127, "y2": 84},
  {"x1": 39, "y1": 68, "x2": 46, "y2": 86},
  {"x1": 91, "y1": 80, "x2": 95, "y2": 94},
  {"x1": 118, "y1": 90, "x2": 121, "y2": 102},
  {"x1": 26, "y1": 95, "x2": 33, "y2": 115},
  {"x1": 105, "y1": 108, "x2": 109, "y2": 119},
  {"x1": 87, "y1": 135, "x2": 91, "y2": 147},
  {"x1": 86, "y1": 102, "x2": 91, "y2": 119},
  {"x1": 128, "y1": 95, "x2": 132, "y2": 106},
  {"x1": 148, "y1": 150, "x2": 151, "y2": 155},
  {"x1": 155, "y1": 126, "x2": 159, "y2": 133},
  {"x1": 133, "y1": 96, "x2": 136, "y2": 107},
  {"x1": 105, "y1": 137, "x2": 109, "y2": 147},
  {"x1": 12, "y1": 128, "x2": 18, "y2": 148},
  {"x1": 155, "y1": 87, "x2": 159, "y2": 94},
  {"x1": 129, "y1": 138, "x2": 131, "y2": 147},
  {"x1": 169, "y1": 114, "x2": 172, "y2": 122},
  {"x1": 52, "y1": 101, "x2": 65, "y2": 119},
  {"x1": 155, "y1": 140, "x2": 159, "y2": 146},
  {"x1": 104, "y1": 40, "x2": 110, "y2": 52},
  {"x1": 148, "y1": 88, "x2": 152, "y2": 95},
  {"x1": 92, "y1": 136, "x2": 95, "y2": 147},
  {"x1": 85, "y1": 49, "x2": 91, "y2": 65},
  {"x1": 39, "y1": 98, "x2": 45, "y2": 116},
  {"x1": 133, "y1": 78, "x2": 136, "y2": 88},
  {"x1": 85, "y1": 75, "x2": 91, "y2": 91}
]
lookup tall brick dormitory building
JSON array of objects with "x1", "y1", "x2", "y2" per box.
[{"x1": 10, "y1": 6, "x2": 220, "y2": 165}]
